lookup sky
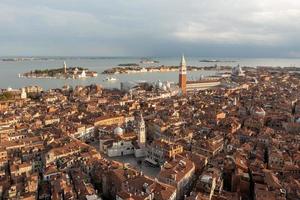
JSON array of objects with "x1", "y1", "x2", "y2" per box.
[{"x1": 1, "y1": 0, "x2": 300, "y2": 57}]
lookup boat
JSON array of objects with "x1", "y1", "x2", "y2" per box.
[{"x1": 104, "y1": 76, "x2": 117, "y2": 81}]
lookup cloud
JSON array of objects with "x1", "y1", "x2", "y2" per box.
[
  {"x1": 0, "y1": 0, "x2": 300, "y2": 57},
  {"x1": 172, "y1": 0, "x2": 300, "y2": 46},
  {"x1": 173, "y1": 22, "x2": 283, "y2": 45},
  {"x1": 0, "y1": 3, "x2": 103, "y2": 37},
  {"x1": 287, "y1": 51, "x2": 300, "y2": 58}
]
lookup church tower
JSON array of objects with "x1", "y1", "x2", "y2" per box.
[
  {"x1": 179, "y1": 54, "x2": 187, "y2": 95},
  {"x1": 137, "y1": 113, "x2": 146, "y2": 146},
  {"x1": 63, "y1": 61, "x2": 67, "y2": 74}
]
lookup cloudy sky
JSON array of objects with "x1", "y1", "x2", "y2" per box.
[{"x1": 1, "y1": 0, "x2": 300, "y2": 57}]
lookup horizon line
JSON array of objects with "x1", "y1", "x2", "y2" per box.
[{"x1": 1, "y1": 55, "x2": 300, "y2": 59}]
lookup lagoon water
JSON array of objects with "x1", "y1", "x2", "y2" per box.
[{"x1": 0, "y1": 57, "x2": 300, "y2": 90}]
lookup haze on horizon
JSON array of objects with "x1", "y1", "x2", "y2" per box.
[{"x1": 1, "y1": 0, "x2": 300, "y2": 58}]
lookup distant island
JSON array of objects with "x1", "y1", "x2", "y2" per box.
[
  {"x1": 102, "y1": 64, "x2": 300, "y2": 75},
  {"x1": 20, "y1": 62, "x2": 98, "y2": 79},
  {"x1": 199, "y1": 59, "x2": 236, "y2": 63},
  {"x1": 102, "y1": 65, "x2": 233, "y2": 74},
  {"x1": 118, "y1": 63, "x2": 139, "y2": 67}
]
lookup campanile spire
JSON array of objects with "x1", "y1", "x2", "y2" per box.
[{"x1": 179, "y1": 54, "x2": 187, "y2": 94}]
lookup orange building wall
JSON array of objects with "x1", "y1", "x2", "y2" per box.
[{"x1": 179, "y1": 74, "x2": 187, "y2": 94}]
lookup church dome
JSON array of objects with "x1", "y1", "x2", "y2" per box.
[
  {"x1": 232, "y1": 64, "x2": 245, "y2": 76},
  {"x1": 114, "y1": 127, "x2": 123, "y2": 136},
  {"x1": 157, "y1": 80, "x2": 163, "y2": 88}
]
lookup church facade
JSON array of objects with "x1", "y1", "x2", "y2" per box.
[{"x1": 99, "y1": 113, "x2": 146, "y2": 158}]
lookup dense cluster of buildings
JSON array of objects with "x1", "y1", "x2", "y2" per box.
[{"x1": 0, "y1": 57, "x2": 299, "y2": 200}]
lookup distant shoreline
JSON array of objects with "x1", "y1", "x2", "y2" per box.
[
  {"x1": 2, "y1": 56, "x2": 300, "y2": 63},
  {"x1": 102, "y1": 65, "x2": 300, "y2": 75},
  {"x1": 199, "y1": 59, "x2": 236, "y2": 63},
  {"x1": 102, "y1": 65, "x2": 233, "y2": 75}
]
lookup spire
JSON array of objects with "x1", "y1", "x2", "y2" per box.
[
  {"x1": 140, "y1": 112, "x2": 144, "y2": 121},
  {"x1": 179, "y1": 54, "x2": 187, "y2": 95},
  {"x1": 233, "y1": 97, "x2": 237, "y2": 106},
  {"x1": 63, "y1": 61, "x2": 67, "y2": 74},
  {"x1": 180, "y1": 54, "x2": 186, "y2": 67},
  {"x1": 139, "y1": 112, "x2": 145, "y2": 126},
  {"x1": 179, "y1": 54, "x2": 187, "y2": 75}
]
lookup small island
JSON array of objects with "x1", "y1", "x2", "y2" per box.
[
  {"x1": 20, "y1": 62, "x2": 98, "y2": 79},
  {"x1": 199, "y1": 59, "x2": 236, "y2": 63},
  {"x1": 118, "y1": 63, "x2": 139, "y2": 67}
]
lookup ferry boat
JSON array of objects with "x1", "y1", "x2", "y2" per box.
[{"x1": 104, "y1": 76, "x2": 117, "y2": 81}]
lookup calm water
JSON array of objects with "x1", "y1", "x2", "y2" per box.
[{"x1": 0, "y1": 57, "x2": 300, "y2": 90}]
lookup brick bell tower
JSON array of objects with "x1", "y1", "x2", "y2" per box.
[{"x1": 179, "y1": 54, "x2": 187, "y2": 95}]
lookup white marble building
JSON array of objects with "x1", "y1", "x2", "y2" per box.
[{"x1": 99, "y1": 114, "x2": 146, "y2": 158}]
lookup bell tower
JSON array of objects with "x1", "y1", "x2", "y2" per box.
[
  {"x1": 179, "y1": 54, "x2": 187, "y2": 94},
  {"x1": 137, "y1": 113, "x2": 146, "y2": 146},
  {"x1": 63, "y1": 61, "x2": 67, "y2": 74}
]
